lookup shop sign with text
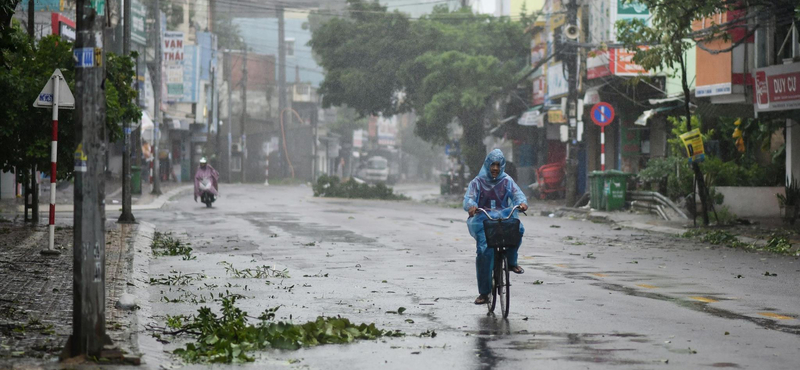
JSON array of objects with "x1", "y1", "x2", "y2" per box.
[{"x1": 754, "y1": 62, "x2": 800, "y2": 112}]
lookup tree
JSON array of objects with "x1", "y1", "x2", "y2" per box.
[
  {"x1": 106, "y1": 51, "x2": 142, "y2": 143},
  {"x1": 309, "y1": 1, "x2": 530, "y2": 175},
  {"x1": 329, "y1": 106, "x2": 368, "y2": 143},
  {"x1": 616, "y1": 0, "x2": 796, "y2": 225},
  {"x1": 0, "y1": 30, "x2": 78, "y2": 180},
  {"x1": 0, "y1": 0, "x2": 22, "y2": 68},
  {"x1": 213, "y1": 11, "x2": 245, "y2": 51},
  {"x1": 0, "y1": 25, "x2": 140, "y2": 180}
]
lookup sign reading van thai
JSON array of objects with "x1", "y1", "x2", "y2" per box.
[{"x1": 754, "y1": 62, "x2": 800, "y2": 112}]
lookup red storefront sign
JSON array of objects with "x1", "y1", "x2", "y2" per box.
[
  {"x1": 587, "y1": 50, "x2": 611, "y2": 80},
  {"x1": 586, "y1": 48, "x2": 651, "y2": 80},
  {"x1": 532, "y1": 76, "x2": 546, "y2": 106},
  {"x1": 51, "y1": 13, "x2": 75, "y2": 42},
  {"x1": 755, "y1": 62, "x2": 800, "y2": 112}
]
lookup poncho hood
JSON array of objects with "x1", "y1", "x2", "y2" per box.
[{"x1": 477, "y1": 149, "x2": 507, "y2": 185}]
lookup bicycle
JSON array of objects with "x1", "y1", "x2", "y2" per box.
[{"x1": 477, "y1": 205, "x2": 525, "y2": 318}]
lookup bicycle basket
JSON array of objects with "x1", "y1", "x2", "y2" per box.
[{"x1": 483, "y1": 218, "x2": 522, "y2": 249}]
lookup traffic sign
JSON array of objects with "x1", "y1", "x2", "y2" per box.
[
  {"x1": 74, "y1": 47, "x2": 95, "y2": 68},
  {"x1": 33, "y1": 69, "x2": 75, "y2": 109},
  {"x1": 590, "y1": 102, "x2": 615, "y2": 127}
]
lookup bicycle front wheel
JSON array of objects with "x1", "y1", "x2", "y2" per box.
[
  {"x1": 500, "y1": 254, "x2": 510, "y2": 318},
  {"x1": 492, "y1": 251, "x2": 508, "y2": 317},
  {"x1": 488, "y1": 264, "x2": 498, "y2": 314}
]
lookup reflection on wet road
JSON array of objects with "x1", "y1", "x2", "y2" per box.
[{"x1": 134, "y1": 184, "x2": 800, "y2": 369}]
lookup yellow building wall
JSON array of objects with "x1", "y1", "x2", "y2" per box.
[{"x1": 511, "y1": 0, "x2": 545, "y2": 17}]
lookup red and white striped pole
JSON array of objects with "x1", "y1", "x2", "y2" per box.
[
  {"x1": 45, "y1": 74, "x2": 60, "y2": 253},
  {"x1": 600, "y1": 126, "x2": 605, "y2": 171}
]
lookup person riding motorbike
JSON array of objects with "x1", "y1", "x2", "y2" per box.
[
  {"x1": 464, "y1": 149, "x2": 528, "y2": 305},
  {"x1": 194, "y1": 157, "x2": 219, "y2": 204}
]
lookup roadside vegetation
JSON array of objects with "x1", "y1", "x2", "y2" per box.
[
  {"x1": 682, "y1": 229, "x2": 799, "y2": 256},
  {"x1": 152, "y1": 231, "x2": 196, "y2": 260},
  {"x1": 160, "y1": 296, "x2": 403, "y2": 363},
  {"x1": 313, "y1": 175, "x2": 409, "y2": 200}
]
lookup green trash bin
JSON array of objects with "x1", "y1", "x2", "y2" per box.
[
  {"x1": 602, "y1": 170, "x2": 633, "y2": 211},
  {"x1": 440, "y1": 174, "x2": 451, "y2": 195},
  {"x1": 588, "y1": 171, "x2": 605, "y2": 210},
  {"x1": 131, "y1": 166, "x2": 142, "y2": 195}
]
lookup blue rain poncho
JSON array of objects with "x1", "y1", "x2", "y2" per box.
[{"x1": 463, "y1": 149, "x2": 528, "y2": 295}]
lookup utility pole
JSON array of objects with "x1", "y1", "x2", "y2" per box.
[
  {"x1": 240, "y1": 47, "x2": 248, "y2": 183},
  {"x1": 119, "y1": 0, "x2": 135, "y2": 223},
  {"x1": 27, "y1": 0, "x2": 34, "y2": 38},
  {"x1": 225, "y1": 50, "x2": 233, "y2": 183},
  {"x1": 277, "y1": 6, "x2": 286, "y2": 178},
  {"x1": 70, "y1": 0, "x2": 109, "y2": 357},
  {"x1": 209, "y1": 61, "x2": 216, "y2": 160},
  {"x1": 564, "y1": 0, "x2": 580, "y2": 207},
  {"x1": 151, "y1": 0, "x2": 163, "y2": 195}
]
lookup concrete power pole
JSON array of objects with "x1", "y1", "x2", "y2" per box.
[
  {"x1": 240, "y1": 48, "x2": 248, "y2": 183},
  {"x1": 277, "y1": 6, "x2": 286, "y2": 178},
  {"x1": 27, "y1": 0, "x2": 34, "y2": 37},
  {"x1": 226, "y1": 50, "x2": 232, "y2": 183},
  {"x1": 152, "y1": 0, "x2": 163, "y2": 195},
  {"x1": 119, "y1": 0, "x2": 135, "y2": 223},
  {"x1": 70, "y1": 0, "x2": 109, "y2": 357},
  {"x1": 564, "y1": 0, "x2": 580, "y2": 207}
]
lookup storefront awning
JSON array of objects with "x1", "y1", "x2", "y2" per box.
[
  {"x1": 583, "y1": 87, "x2": 601, "y2": 106},
  {"x1": 518, "y1": 106, "x2": 544, "y2": 127},
  {"x1": 634, "y1": 105, "x2": 682, "y2": 126},
  {"x1": 489, "y1": 116, "x2": 518, "y2": 137}
]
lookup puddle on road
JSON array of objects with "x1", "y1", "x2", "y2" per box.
[
  {"x1": 593, "y1": 281, "x2": 800, "y2": 336},
  {"x1": 529, "y1": 262, "x2": 800, "y2": 336},
  {"x1": 243, "y1": 212, "x2": 376, "y2": 244},
  {"x1": 471, "y1": 321, "x2": 652, "y2": 367}
]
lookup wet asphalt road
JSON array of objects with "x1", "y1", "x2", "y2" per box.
[{"x1": 134, "y1": 184, "x2": 800, "y2": 369}]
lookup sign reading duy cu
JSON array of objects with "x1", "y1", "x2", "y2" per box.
[{"x1": 754, "y1": 62, "x2": 800, "y2": 112}]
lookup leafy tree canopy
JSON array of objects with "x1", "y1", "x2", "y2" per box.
[
  {"x1": 309, "y1": 0, "x2": 530, "y2": 174},
  {"x1": 0, "y1": 24, "x2": 140, "y2": 179}
]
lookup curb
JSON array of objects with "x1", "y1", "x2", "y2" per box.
[
  {"x1": 130, "y1": 185, "x2": 193, "y2": 211},
  {"x1": 544, "y1": 206, "x2": 688, "y2": 235},
  {"x1": 128, "y1": 221, "x2": 166, "y2": 366},
  {"x1": 13, "y1": 185, "x2": 195, "y2": 214}
]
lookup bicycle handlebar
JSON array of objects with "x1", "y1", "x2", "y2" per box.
[{"x1": 475, "y1": 205, "x2": 526, "y2": 220}]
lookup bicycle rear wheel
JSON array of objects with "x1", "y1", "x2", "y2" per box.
[{"x1": 488, "y1": 265, "x2": 498, "y2": 313}]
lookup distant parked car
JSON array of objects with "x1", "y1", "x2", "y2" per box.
[{"x1": 360, "y1": 156, "x2": 389, "y2": 183}]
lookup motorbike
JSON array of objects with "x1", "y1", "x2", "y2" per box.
[{"x1": 198, "y1": 177, "x2": 216, "y2": 208}]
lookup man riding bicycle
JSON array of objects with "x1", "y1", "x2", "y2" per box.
[{"x1": 464, "y1": 149, "x2": 528, "y2": 305}]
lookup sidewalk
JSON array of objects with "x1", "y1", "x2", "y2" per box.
[
  {"x1": 0, "y1": 220, "x2": 144, "y2": 367},
  {"x1": 5, "y1": 181, "x2": 192, "y2": 215}
]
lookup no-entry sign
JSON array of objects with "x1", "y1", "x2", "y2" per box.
[{"x1": 591, "y1": 102, "x2": 615, "y2": 127}]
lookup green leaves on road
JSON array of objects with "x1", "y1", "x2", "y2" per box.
[
  {"x1": 681, "y1": 229, "x2": 799, "y2": 256},
  {"x1": 152, "y1": 231, "x2": 195, "y2": 260},
  {"x1": 149, "y1": 271, "x2": 205, "y2": 286},
  {"x1": 170, "y1": 296, "x2": 403, "y2": 363},
  {"x1": 313, "y1": 175, "x2": 409, "y2": 200},
  {"x1": 219, "y1": 261, "x2": 290, "y2": 279}
]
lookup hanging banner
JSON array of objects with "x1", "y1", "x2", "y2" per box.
[
  {"x1": 679, "y1": 129, "x2": 706, "y2": 163},
  {"x1": 131, "y1": 0, "x2": 147, "y2": 45},
  {"x1": 546, "y1": 62, "x2": 568, "y2": 99},
  {"x1": 532, "y1": 76, "x2": 546, "y2": 106},
  {"x1": 163, "y1": 31, "x2": 185, "y2": 100}
]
